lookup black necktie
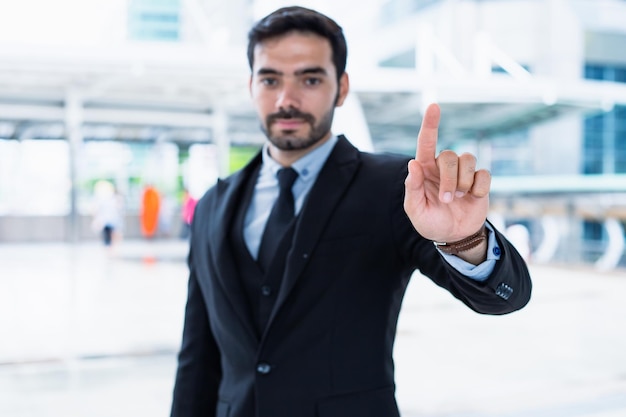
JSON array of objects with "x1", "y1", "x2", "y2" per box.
[{"x1": 257, "y1": 167, "x2": 299, "y2": 271}]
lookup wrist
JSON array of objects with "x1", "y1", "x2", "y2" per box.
[{"x1": 433, "y1": 224, "x2": 488, "y2": 256}]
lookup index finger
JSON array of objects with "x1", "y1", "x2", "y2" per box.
[{"x1": 416, "y1": 103, "x2": 441, "y2": 164}]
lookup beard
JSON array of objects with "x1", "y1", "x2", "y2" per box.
[{"x1": 261, "y1": 106, "x2": 334, "y2": 151}]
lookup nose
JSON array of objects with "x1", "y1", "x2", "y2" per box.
[{"x1": 276, "y1": 82, "x2": 300, "y2": 110}]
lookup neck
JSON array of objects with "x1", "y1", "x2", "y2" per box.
[{"x1": 268, "y1": 134, "x2": 332, "y2": 167}]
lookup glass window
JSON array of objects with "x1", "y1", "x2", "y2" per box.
[
  {"x1": 128, "y1": 0, "x2": 180, "y2": 41},
  {"x1": 584, "y1": 64, "x2": 605, "y2": 80},
  {"x1": 583, "y1": 65, "x2": 626, "y2": 174},
  {"x1": 615, "y1": 68, "x2": 626, "y2": 83},
  {"x1": 489, "y1": 129, "x2": 532, "y2": 176}
]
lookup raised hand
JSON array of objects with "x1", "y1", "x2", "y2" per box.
[{"x1": 403, "y1": 103, "x2": 491, "y2": 246}]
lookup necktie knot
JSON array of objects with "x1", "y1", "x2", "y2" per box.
[{"x1": 277, "y1": 167, "x2": 298, "y2": 192}]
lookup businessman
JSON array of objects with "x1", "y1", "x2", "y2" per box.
[{"x1": 170, "y1": 6, "x2": 532, "y2": 417}]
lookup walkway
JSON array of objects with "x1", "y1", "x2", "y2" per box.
[{"x1": 0, "y1": 239, "x2": 625, "y2": 416}]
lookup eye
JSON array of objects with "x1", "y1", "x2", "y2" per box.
[
  {"x1": 260, "y1": 77, "x2": 278, "y2": 87},
  {"x1": 304, "y1": 77, "x2": 322, "y2": 86}
]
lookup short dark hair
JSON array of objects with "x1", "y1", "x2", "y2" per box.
[{"x1": 247, "y1": 6, "x2": 348, "y2": 81}]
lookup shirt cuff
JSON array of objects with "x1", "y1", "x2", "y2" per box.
[{"x1": 436, "y1": 222, "x2": 501, "y2": 282}]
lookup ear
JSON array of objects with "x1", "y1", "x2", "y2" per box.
[
  {"x1": 248, "y1": 75, "x2": 253, "y2": 96},
  {"x1": 335, "y1": 72, "x2": 350, "y2": 107}
]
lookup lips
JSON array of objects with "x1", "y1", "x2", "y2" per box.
[{"x1": 274, "y1": 119, "x2": 305, "y2": 130}]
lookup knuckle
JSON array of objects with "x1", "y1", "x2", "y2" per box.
[
  {"x1": 459, "y1": 153, "x2": 477, "y2": 173},
  {"x1": 472, "y1": 185, "x2": 489, "y2": 197},
  {"x1": 437, "y1": 150, "x2": 458, "y2": 169},
  {"x1": 457, "y1": 177, "x2": 473, "y2": 190},
  {"x1": 470, "y1": 170, "x2": 492, "y2": 196},
  {"x1": 460, "y1": 152, "x2": 477, "y2": 163}
]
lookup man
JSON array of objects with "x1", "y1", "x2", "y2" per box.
[{"x1": 170, "y1": 6, "x2": 531, "y2": 417}]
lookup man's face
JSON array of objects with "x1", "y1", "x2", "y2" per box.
[{"x1": 249, "y1": 31, "x2": 349, "y2": 153}]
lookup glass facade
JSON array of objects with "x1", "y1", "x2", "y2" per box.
[
  {"x1": 582, "y1": 64, "x2": 626, "y2": 255},
  {"x1": 583, "y1": 64, "x2": 626, "y2": 174},
  {"x1": 128, "y1": 0, "x2": 181, "y2": 41},
  {"x1": 489, "y1": 129, "x2": 532, "y2": 176},
  {"x1": 380, "y1": 0, "x2": 440, "y2": 26}
]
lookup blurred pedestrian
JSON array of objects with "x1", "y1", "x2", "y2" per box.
[
  {"x1": 140, "y1": 184, "x2": 160, "y2": 239},
  {"x1": 179, "y1": 188, "x2": 197, "y2": 239},
  {"x1": 92, "y1": 180, "x2": 124, "y2": 249}
]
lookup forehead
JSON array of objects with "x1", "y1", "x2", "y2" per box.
[{"x1": 252, "y1": 31, "x2": 335, "y2": 73}]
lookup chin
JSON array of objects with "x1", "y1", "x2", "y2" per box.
[
  {"x1": 269, "y1": 131, "x2": 304, "y2": 149},
  {"x1": 270, "y1": 138, "x2": 303, "y2": 151}
]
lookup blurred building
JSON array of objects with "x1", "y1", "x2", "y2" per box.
[
  {"x1": 0, "y1": 0, "x2": 625, "y2": 269},
  {"x1": 347, "y1": 0, "x2": 626, "y2": 269},
  {"x1": 128, "y1": 0, "x2": 182, "y2": 42}
]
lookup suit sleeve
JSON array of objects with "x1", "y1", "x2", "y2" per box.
[
  {"x1": 170, "y1": 246, "x2": 222, "y2": 416},
  {"x1": 392, "y1": 162, "x2": 532, "y2": 315},
  {"x1": 431, "y1": 227, "x2": 532, "y2": 315}
]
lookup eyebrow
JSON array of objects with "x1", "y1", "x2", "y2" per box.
[
  {"x1": 295, "y1": 67, "x2": 328, "y2": 76},
  {"x1": 256, "y1": 67, "x2": 329, "y2": 77}
]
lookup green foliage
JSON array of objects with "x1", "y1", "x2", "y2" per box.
[{"x1": 229, "y1": 145, "x2": 262, "y2": 173}]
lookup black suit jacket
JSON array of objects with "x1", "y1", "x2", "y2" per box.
[{"x1": 170, "y1": 136, "x2": 532, "y2": 417}]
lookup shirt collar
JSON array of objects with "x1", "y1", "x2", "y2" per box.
[{"x1": 261, "y1": 135, "x2": 338, "y2": 183}]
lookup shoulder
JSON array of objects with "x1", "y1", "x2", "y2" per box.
[
  {"x1": 358, "y1": 150, "x2": 412, "y2": 183},
  {"x1": 336, "y1": 135, "x2": 412, "y2": 175},
  {"x1": 195, "y1": 151, "x2": 263, "y2": 218},
  {"x1": 360, "y1": 150, "x2": 411, "y2": 168}
]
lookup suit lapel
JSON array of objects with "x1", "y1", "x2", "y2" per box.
[
  {"x1": 208, "y1": 152, "x2": 262, "y2": 341},
  {"x1": 266, "y1": 136, "x2": 361, "y2": 330}
]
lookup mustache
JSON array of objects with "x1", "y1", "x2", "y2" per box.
[{"x1": 266, "y1": 107, "x2": 315, "y2": 125}]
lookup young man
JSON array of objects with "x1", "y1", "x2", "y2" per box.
[{"x1": 170, "y1": 6, "x2": 531, "y2": 417}]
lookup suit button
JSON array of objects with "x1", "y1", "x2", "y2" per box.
[
  {"x1": 495, "y1": 283, "x2": 513, "y2": 300},
  {"x1": 261, "y1": 286, "x2": 272, "y2": 296},
  {"x1": 256, "y1": 363, "x2": 271, "y2": 375}
]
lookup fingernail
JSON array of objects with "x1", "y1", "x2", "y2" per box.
[
  {"x1": 455, "y1": 191, "x2": 465, "y2": 198},
  {"x1": 443, "y1": 192, "x2": 452, "y2": 203}
]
